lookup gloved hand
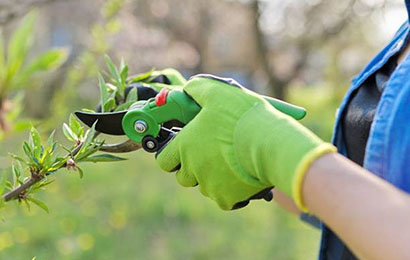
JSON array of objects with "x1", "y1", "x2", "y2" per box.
[{"x1": 156, "y1": 75, "x2": 336, "y2": 211}]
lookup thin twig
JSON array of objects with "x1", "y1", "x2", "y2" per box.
[{"x1": 2, "y1": 141, "x2": 84, "y2": 202}]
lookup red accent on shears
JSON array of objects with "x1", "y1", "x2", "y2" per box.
[{"x1": 155, "y1": 88, "x2": 169, "y2": 106}]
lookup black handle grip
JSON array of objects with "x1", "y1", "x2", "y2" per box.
[{"x1": 232, "y1": 187, "x2": 274, "y2": 210}]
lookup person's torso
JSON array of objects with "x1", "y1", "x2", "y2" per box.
[{"x1": 319, "y1": 9, "x2": 410, "y2": 260}]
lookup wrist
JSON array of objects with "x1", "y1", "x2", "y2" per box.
[
  {"x1": 233, "y1": 102, "x2": 337, "y2": 208},
  {"x1": 292, "y1": 143, "x2": 337, "y2": 211}
]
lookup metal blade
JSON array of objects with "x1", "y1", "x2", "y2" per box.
[{"x1": 75, "y1": 111, "x2": 126, "y2": 135}]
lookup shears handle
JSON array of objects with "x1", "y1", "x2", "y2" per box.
[
  {"x1": 122, "y1": 88, "x2": 307, "y2": 152},
  {"x1": 149, "y1": 88, "x2": 307, "y2": 124}
]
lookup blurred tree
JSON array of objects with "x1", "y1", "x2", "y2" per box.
[
  {"x1": 43, "y1": 0, "x2": 125, "y2": 128},
  {"x1": 120, "y1": 0, "x2": 400, "y2": 101},
  {"x1": 250, "y1": 0, "x2": 391, "y2": 99},
  {"x1": 0, "y1": 11, "x2": 67, "y2": 140},
  {"x1": 0, "y1": 0, "x2": 67, "y2": 25},
  {"x1": 134, "y1": 0, "x2": 211, "y2": 72}
]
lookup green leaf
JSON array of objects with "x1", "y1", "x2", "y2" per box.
[
  {"x1": 129, "y1": 69, "x2": 154, "y2": 83},
  {"x1": 5, "y1": 181, "x2": 13, "y2": 190},
  {"x1": 114, "y1": 100, "x2": 134, "y2": 111},
  {"x1": 77, "y1": 167, "x2": 84, "y2": 179},
  {"x1": 26, "y1": 48, "x2": 68, "y2": 71},
  {"x1": 48, "y1": 157, "x2": 69, "y2": 171},
  {"x1": 84, "y1": 123, "x2": 97, "y2": 147},
  {"x1": 7, "y1": 12, "x2": 36, "y2": 77},
  {"x1": 9, "y1": 153, "x2": 27, "y2": 164},
  {"x1": 98, "y1": 74, "x2": 108, "y2": 112},
  {"x1": 51, "y1": 142, "x2": 58, "y2": 153},
  {"x1": 13, "y1": 120, "x2": 32, "y2": 132},
  {"x1": 120, "y1": 57, "x2": 126, "y2": 72},
  {"x1": 12, "y1": 163, "x2": 21, "y2": 178},
  {"x1": 60, "y1": 145, "x2": 72, "y2": 154},
  {"x1": 120, "y1": 63, "x2": 128, "y2": 90},
  {"x1": 30, "y1": 127, "x2": 42, "y2": 160},
  {"x1": 62, "y1": 123, "x2": 78, "y2": 142},
  {"x1": 32, "y1": 178, "x2": 54, "y2": 192},
  {"x1": 15, "y1": 48, "x2": 68, "y2": 86},
  {"x1": 36, "y1": 179, "x2": 54, "y2": 189},
  {"x1": 104, "y1": 54, "x2": 121, "y2": 86},
  {"x1": 77, "y1": 121, "x2": 97, "y2": 157},
  {"x1": 23, "y1": 141, "x2": 32, "y2": 158},
  {"x1": 40, "y1": 147, "x2": 52, "y2": 169},
  {"x1": 81, "y1": 108, "x2": 96, "y2": 113},
  {"x1": 12, "y1": 161, "x2": 24, "y2": 186},
  {"x1": 125, "y1": 87, "x2": 138, "y2": 103},
  {"x1": 46, "y1": 130, "x2": 56, "y2": 148},
  {"x1": 103, "y1": 97, "x2": 116, "y2": 112},
  {"x1": 28, "y1": 197, "x2": 49, "y2": 213},
  {"x1": 106, "y1": 83, "x2": 118, "y2": 92},
  {"x1": 69, "y1": 114, "x2": 84, "y2": 138},
  {"x1": 81, "y1": 154, "x2": 127, "y2": 162},
  {"x1": 75, "y1": 142, "x2": 103, "y2": 161}
]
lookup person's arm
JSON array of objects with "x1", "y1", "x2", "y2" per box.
[
  {"x1": 154, "y1": 70, "x2": 410, "y2": 259},
  {"x1": 273, "y1": 189, "x2": 301, "y2": 216},
  {"x1": 303, "y1": 153, "x2": 410, "y2": 260},
  {"x1": 274, "y1": 189, "x2": 324, "y2": 229}
]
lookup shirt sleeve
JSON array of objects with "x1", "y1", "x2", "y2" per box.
[{"x1": 300, "y1": 213, "x2": 321, "y2": 229}]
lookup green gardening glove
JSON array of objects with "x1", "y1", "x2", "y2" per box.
[{"x1": 156, "y1": 75, "x2": 336, "y2": 211}]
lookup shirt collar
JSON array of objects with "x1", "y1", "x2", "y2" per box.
[{"x1": 406, "y1": 0, "x2": 410, "y2": 20}]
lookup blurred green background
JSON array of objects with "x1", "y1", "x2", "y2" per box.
[{"x1": 0, "y1": 0, "x2": 407, "y2": 259}]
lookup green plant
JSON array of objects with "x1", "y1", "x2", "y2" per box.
[
  {"x1": 0, "y1": 12, "x2": 68, "y2": 140},
  {"x1": 0, "y1": 56, "x2": 152, "y2": 213},
  {"x1": 0, "y1": 0, "x2": 135, "y2": 213}
]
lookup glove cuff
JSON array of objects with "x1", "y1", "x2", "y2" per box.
[{"x1": 292, "y1": 143, "x2": 337, "y2": 212}]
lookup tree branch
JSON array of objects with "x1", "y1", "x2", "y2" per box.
[
  {"x1": 251, "y1": 0, "x2": 287, "y2": 99},
  {"x1": 2, "y1": 141, "x2": 84, "y2": 202}
]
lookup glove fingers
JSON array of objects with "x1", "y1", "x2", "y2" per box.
[
  {"x1": 175, "y1": 168, "x2": 198, "y2": 187},
  {"x1": 156, "y1": 134, "x2": 182, "y2": 172},
  {"x1": 183, "y1": 75, "x2": 254, "y2": 109},
  {"x1": 231, "y1": 187, "x2": 274, "y2": 210}
]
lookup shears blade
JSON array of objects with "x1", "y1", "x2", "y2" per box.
[{"x1": 75, "y1": 111, "x2": 127, "y2": 135}]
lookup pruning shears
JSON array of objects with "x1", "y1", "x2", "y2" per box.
[{"x1": 75, "y1": 88, "x2": 307, "y2": 153}]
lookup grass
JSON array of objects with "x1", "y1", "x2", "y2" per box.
[{"x1": 0, "y1": 151, "x2": 320, "y2": 259}]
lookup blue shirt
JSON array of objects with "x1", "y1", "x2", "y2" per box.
[{"x1": 319, "y1": 1, "x2": 410, "y2": 259}]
